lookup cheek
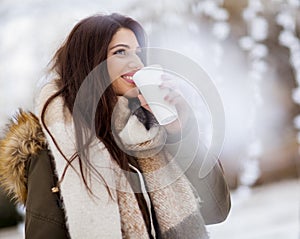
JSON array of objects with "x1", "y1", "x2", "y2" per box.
[
  {"x1": 107, "y1": 57, "x2": 127, "y2": 81},
  {"x1": 112, "y1": 78, "x2": 139, "y2": 98},
  {"x1": 111, "y1": 78, "x2": 122, "y2": 91},
  {"x1": 107, "y1": 58, "x2": 118, "y2": 80}
]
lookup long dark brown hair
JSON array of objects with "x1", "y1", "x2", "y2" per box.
[{"x1": 41, "y1": 13, "x2": 147, "y2": 195}]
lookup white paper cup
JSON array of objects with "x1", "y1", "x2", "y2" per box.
[{"x1": 133, "y1": 66, "x2": 178, "y2": 125}]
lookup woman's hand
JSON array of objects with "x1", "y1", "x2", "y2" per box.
[
  {"x1": 137, "y1": 94, "x2": 152, "y2": 112},
  {"x1": 136, "y1": 72, "x2": 192, "y2": 138},
  {"x1": 159, "y1": 74, "x2": 191, "y2": 137}
]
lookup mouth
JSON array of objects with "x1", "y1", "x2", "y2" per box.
[{"x1": 121, "y1": 71, "x2": 137, "y2": 84}]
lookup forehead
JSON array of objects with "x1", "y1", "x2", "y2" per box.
[{"x1": 109, "y1": 28, "x2": 139, "y2": 47}]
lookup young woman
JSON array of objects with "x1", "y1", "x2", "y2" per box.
[{"x1": 0, "y1": 13, "x2": 230, "y2": 239}]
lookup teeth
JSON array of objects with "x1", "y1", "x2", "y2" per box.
[{"x1": 122, "y1": 75, "x2": 133, "y2": 80}]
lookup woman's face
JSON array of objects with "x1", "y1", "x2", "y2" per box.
[{"x1": 107, "y1": 28, "x2": 144, "y2": 98}]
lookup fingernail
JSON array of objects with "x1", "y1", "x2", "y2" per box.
[{"x1": 161, "y1": 74, "x2": 168, "y2": 79}]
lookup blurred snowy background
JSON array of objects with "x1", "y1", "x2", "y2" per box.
[{"x1": 0, "y1": 0, "x2": 299, "y2": 238}]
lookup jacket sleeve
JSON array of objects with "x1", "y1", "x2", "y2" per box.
[
  {"x1": 25, "y1": 149, "x2": 70, "y2": 239},
  {"x1": 165, "y1": 120, "x2": 231, "y2": 225},
  {"x1": 184, "y1": 158, "x2": 231, "y2": 224}
]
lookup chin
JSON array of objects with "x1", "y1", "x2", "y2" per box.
[{"x1": 123, "y1": 88, "x2": 139, "y2": 98}]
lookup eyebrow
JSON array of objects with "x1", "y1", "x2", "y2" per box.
[
  {"x1": 109, "y1": 44, "x2": 130, "y2": 51},
  {"x1": 109, "y1": 44, "x2": 141, "y2": 51}
]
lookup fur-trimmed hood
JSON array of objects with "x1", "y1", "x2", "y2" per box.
[{"x1": 0, "y1": 110, "x2": 47, "y2": 204}]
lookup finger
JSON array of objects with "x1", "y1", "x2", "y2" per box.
[
  {"x1": 160, "y1": 74, "x2": 178, "y2": 89},
  {"x1": 161, "y1": 73, "x2": 172, "y2": 81},
  {"x1": 138, "y1": 94, "x2": 147, "y2": 105},
  {"x1": 164, "y1": 90, "x2": 182, "y2": 104},
  {"x1": 138, "y1": 94, "x2": 152, "y2": 112},
  {"x1": 160, "y1": 81, "x2": 177, "y2": 91}
]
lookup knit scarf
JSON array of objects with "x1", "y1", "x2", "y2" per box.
[
  {"x1": 35, "y1": 80, "x2": 208, "y2": 238},
  {"x1": 112, "y1": 97, "x2": 208, "y2": 239}
]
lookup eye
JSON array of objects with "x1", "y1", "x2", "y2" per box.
[
  {"x1": 136, "y1": 48, "x2": 144, "y2": 61},
  {"x1": 113, "y1": 49, "x2": 126, "y2": 55}
]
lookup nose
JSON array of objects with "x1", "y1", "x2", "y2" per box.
[{"x1": 128, "y1": 53, "x2": 144, "y2": 69}]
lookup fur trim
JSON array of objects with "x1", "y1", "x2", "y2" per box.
[{"x1": 0, "y1": 110, "x2": 47, "y2": 204}]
